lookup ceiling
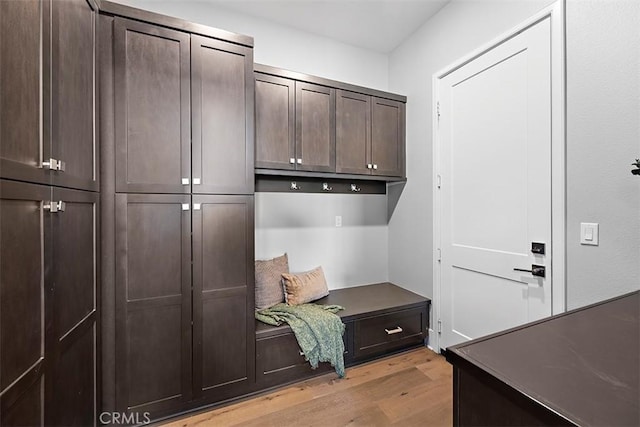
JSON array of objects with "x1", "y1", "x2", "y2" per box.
[{"x1": 206, "y1": 0, "x2": 451, "y2": 53}]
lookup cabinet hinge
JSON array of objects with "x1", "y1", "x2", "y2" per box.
[
  {"x1": 437, "y1": 319, "x2": 442, "y2": 334},
  {"x1": 437, "y1": 101, "x2": 441, "y2": 121},
  {"x1": 437, "y1": 248, "x2": 442, "y2": 262},
  {"x1": 436, "y1": 174, "x2": 441, "y2": 189}
]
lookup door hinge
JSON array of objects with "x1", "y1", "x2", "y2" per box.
[
  {"x1": 437, "y1": 101, "x2": 441, "y2": 121},
  {"x1": 437, "y1": 319, "x2": 442, "y2": 334},
  {"x1": 437, "y1": 248, "x2": 442, "y2": 262},
  {"x1": 436, "y1": 174, "x2": 441, "y2": 189}
]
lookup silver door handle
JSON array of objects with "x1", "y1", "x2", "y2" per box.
[{"x1": 385, "y1": 326, "x2": 403, "y2": 335}]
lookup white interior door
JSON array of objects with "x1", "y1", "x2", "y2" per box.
[{"x1": 437, "y1": 17, "x2": 552, "y2": 349}]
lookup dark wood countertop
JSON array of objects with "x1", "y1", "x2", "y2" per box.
[
  {"x1": 447, "y1": 291, "x2": 639, "y2": 426},
  {"x1": 256, "y1": 282, "x2": 430, "y2": 338}
]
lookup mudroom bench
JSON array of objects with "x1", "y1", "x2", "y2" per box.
[{"x1": 255, "y1": 282, "x2": 430, "y2": 388}]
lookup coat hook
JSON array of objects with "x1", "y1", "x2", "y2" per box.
[{"x1": 350, "y1": 184, "x2": 361, "y2": 192}]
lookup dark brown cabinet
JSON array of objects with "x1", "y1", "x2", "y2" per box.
[
  {"x1": 114, "y1": 18, "x2": 191, "y2": 194},
  {"x1": 336, "y1": 90, "x2": 371, "y2": 175},
  {"x1": 371, "y1": 97, "x2": 405, "y2": 177},
  {"x1": 0, "y1": 180, "x2": 99, "y2": 427},
  {"x1": 191, "y1": 37, "x2": 254, "y2": 195},
  {"x1": 113, "y1": 20, "x2": 254, "y2": 195},
  {"x1": 336, "y1": 92, "x2": 406, "y2": 178},
  {"x1": 114, "y1": 194, "x2": 192, "y2": 415},
  {"x1": 296, "y1": 82, "x2": 336, "y2": 172},
  {"x1": 101, "y1": 7, "x2": 255, "y2": 422},
  {"x1": 255, "y1": 74, "x2": 295, "y2": 170},
  {"x1": 192, "y1": 196, "x2": 255, "y2": 400},
  {"x1": 255, "y1": 74, "x2": 335, "y2": 173},
  {"x1": 0, "y1": 0, "x2": 98, "y2": 191},
  {"x1": 254, "y1": 65, "x2": 406, "y2": 180}
]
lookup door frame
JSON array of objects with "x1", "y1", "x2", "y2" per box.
[{"x1": 431, "y1": 1, "x2": 566, "y2": 352}]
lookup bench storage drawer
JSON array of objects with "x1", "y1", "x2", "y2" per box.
[
  {"x1": 256, "y1": 326, "x2": 351, "y2": 387},
  {"x1": 353, "y1": 307, "x2": 426, "y2": 360}
]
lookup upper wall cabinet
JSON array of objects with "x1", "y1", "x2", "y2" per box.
[
  {"x1": 255, "y1": 77, "x2": 335, "y2": 172},
  {"x1": 255, "y1": 64, "x2": 406, "y2": 181},
  {"x1": 255, "y1": 74, "x2": 295, "y2": 170},
  {"x1": 113, "y1": 19, "x2": 254, "y2": 195},
  {"x1": 0, "y1": 0, "x2": 98, "y2": 191},
  {"x1": 370, "y1": 97, "x2": 405, "y2": 177}
]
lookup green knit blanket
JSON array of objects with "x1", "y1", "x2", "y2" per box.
[{"x1": 256, "y1": 303, "x2": 346, "y2": 378}]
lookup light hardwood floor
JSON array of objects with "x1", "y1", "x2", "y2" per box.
[{"x1": 163, "y1": 348, "x2": 452, "y2": 427}]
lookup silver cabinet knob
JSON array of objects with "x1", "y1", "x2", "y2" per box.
[
  {"x1": 290, "y1": 158, "x2": 295, "y2": 164},
  {"x1": 297, "y1": 158, "x2": 302, "y2": 164},
  {"x1": 181, "y1": 178, "x2": 190, "y2": 185},
  {"x1": 373, "y1": 164, "x2": 378, "y2": 170},
  {"x1": 181, "y1": 203, "x2": 190, "y2": 211},
  {"x1": 350, "y1": 184, "x2": 361, "y2": 192},
  {"x1": 193, "y1": 178, "x2": 201, "y2": 185},
  {"x1": 366, "y1": 164, "x2": 372, "y2": 169},
  {"x1": 290, "y1": 182, "x2": 301, "y2": 191},
  {"x1": 322, "y1": 183, "x2": 332, "y2": 191}
]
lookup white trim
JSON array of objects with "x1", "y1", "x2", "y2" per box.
[{"x1": 431, "y1": 1, "x2": 566, "y2": 353}]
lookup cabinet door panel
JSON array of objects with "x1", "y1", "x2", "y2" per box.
[
  {"x1": 193, "y1": 195, "x2": 254, "y2": 401},
  {"x1": 1, "y1": 373, "x2": 44, "y2": 427},
  {"x1": 51, "y1": 0, "x2": 98, "y2": 191},
  {"x1": 296, "y1": 82, "x2": 336, "y2": 173},
  {"x1": 115, "y1": 194, "x2": 192, "y2": 416},
  {"x1": 0, "y1": 181, "x2": 49, "y2": 427},
  {"x1": 0, "y1": 0, "x2": 50, "y2": 185},
  {"x1": 114, "y1": 18, "x2": 190, "y2": 194},
  {"x1": 51, "y1": 324, "x2": 96, "y2": 427},
  {"x1": 255, "y1": 74, "x2": 295, "y2": 170},
  {"x1": 371, "y1": 98, "x2": 405, "y2": 177},
  {"x1": 336, "y1": 90, "x2": 371, "y2": 175},
  {"x1": 49, "y1": 188, "x2": 98, "y2": 426},
  {"x1": 192, "y1": 36, "x2": 254, "y2": 194}
]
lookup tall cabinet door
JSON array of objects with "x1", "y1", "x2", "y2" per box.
[
  {"x1": 336, "y1": 90, "x2": 371, "y2": 175},
  {"x1": 114, "y1": 18, "x2": 191, "y2": 194},
  {"x1": 51, "y1": 0, "x2": 98, "y2": 191},
  {"x1": 0, "y1": 180, "x2": 50, "y2": 427},
  {"x1": 115, "y1": 194, "x2": 192, "y2": 417},
  {"x1": 255, "y1": 74, "x2": 295, "y2": 170},
  {"x1": 295, "y1": 82, "x2": 336, "y2": 173},
  {"x1": 0, "y1": 0, "x2": 50, "y2": 185},
  {"x1": 192, "y1": 195, "x2": 254, "y2": 401},
  {"x1": 371, "y1": 97, "x2": 405, "y2": 177},
  {"x1": 48, "y1": 188, "x2": 98, "y2": 426},
  {"x1": 191, "y1": 35, "x2": 254, "y2": 194}
]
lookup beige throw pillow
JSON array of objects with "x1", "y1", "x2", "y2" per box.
[
  {"x1": 282, "y1": 266, "x2": 329, "y2": 305},
  {"x1": 255, "y1": 253, "x2": 289, "y2": 310}
]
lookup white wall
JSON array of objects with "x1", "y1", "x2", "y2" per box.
[
  {"x1": 387, "y1": 0, "x2": 554, "y2": 298},
  {"x1": 112, "y1": 0, "x2": 388, "y2": 90},
  {"x1": 255, "y1": 193, "x2": 388, "y2": 287},
  {"x1": 114, "y1": 0, "x2": 391, "y2": 288},
  {"x1": 388, "y1": 0, "x2": 640, "y2": 308},
  {"x1": 565, "y1": 0, "x2": 640, "y2": 308}
]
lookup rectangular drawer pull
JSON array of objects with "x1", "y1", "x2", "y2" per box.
[{"x1": 384, "y1": 326, "x2": 403, "y2": 335}]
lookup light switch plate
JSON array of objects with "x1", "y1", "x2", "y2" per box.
[{"x1": 580, "y1": 222, "x2": 599, "y2": 245}]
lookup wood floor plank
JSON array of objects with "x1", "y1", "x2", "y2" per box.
[{"x1": 161, "y1": 348, "x2": 452, "y2": 427}]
